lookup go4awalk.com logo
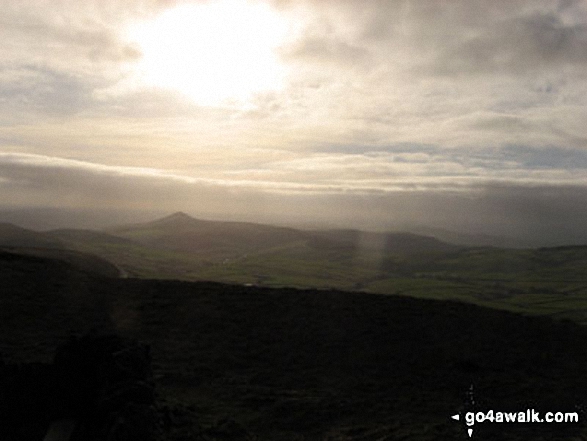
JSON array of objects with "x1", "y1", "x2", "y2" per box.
[{"x1": 451, "y1": 409, "x2": 579, "y2": 437}]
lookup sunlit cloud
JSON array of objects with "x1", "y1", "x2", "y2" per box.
[
  {"x1": 1, "y1": 0, "x2": 587, "y2": 244},
  {"x1": 124, "y1": 0, "x2": 293, "y2": 107}
]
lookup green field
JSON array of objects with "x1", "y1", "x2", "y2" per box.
[
  {"x1": 4, "y1": 213, "x2": 587, "y2": 326},
  {"x1": 59, "y1": 238, "x2": 587, "y2": 325}
]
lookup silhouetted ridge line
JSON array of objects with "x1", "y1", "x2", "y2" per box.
[{"x1": 0, "y1": 222, "x2": 65, "y2": 249}]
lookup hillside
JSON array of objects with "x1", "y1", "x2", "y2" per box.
[
  {"x1": 108, "y1": 212, "x2": 458, "y2": 256},
  {"x1": 0, "y1": 222, "x2": 64, "y2": 249},
  {"x1": 48, "y1": 228, "x2": 139, "y2": 248},
  {"x1": 0, "y1": 246, "x2": 121, "y2": 278},
  {"x1": 308, "y1": 228, "x2": 459, "y2": 254},
  {"x1": 96, "y1": 212, "x2": 464, "y2": 286},
  {"x1": 48, "y1": 223, "x2": 221, "y2": 280},
  {"x1": 4, "y1": 213, "x2": 587, "y2": 326},
  {"x1": 0, "y1": 253, "x2": 586, "y2": 440},
  {"x1": 22, "y1": 213, "x2": 587, "y2": 324},
  {"x1": 106, "y1": 211, "x2": 308, "y2": 258},
  {"x1": 0, "y1": 223, "x2": 121, "y2": 277}
]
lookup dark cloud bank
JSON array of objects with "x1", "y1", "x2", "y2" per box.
[
  {"x1": 1, "y1": 0, "x2": 587, "y2": 249},
  {"x1": 1, "y1": 153, "x2": 586, "y2": 247}
]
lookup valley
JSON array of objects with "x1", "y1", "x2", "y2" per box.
[{"x1": 2, "y1": 212, "x2": 587, "y2": 325}]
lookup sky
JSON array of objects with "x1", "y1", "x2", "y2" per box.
[{"x1": 1, "y1": 0, "x2": 587, "y2": 244}]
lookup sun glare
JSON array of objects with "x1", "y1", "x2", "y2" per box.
[{"x1": 128, "y1": 0, "x2": 290, "y2": 107}]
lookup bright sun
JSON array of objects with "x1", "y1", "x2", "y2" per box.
[{"x1": 128, "y1": 0, "x2": 290, "y2": 107}]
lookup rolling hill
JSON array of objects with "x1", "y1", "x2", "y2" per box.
[
  {"x1": 106, "y1": 211, "x2": 309, "y2": 257},
  {"x1": 97, "y1": 212, "x2": 463, "y2": 286},
  {"x1": 107, "y1": 212, "x2": 458, "y2": 257},
  {"x1": 0, "y1": 223, "x2": 121, "y2": 278},
  {"x1": 307, "y1": 228, "x2": 459, "y2": 254},
  {"x1": 3, "y1": 213, "x2": 587, "y2": 325},
  {"x1": 0, "y1": 222, "x2": 64, "y2": 249}
]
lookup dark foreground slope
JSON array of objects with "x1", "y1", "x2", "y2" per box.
[{"x1": 1, "y1": 251, "x2": 586, "y2": 440}]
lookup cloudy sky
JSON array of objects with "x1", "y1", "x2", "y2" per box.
[{"x1": 1, "y1": 0, "x2": 587, "y2": 244}]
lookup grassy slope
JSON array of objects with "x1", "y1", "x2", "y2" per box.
[
  {"x1": 47, "y1": 213, "x2": 587, "y2": 325},
  {"x1": 1, "y1": 253, "x2": 586, "y2": 440},
  {"x1": 48, "y1": 228, "x2": 215, "y2": 280},
  {"x1": 0, "y1": 246, "x2": 121, "y2": 278},
  {"x1": 366, "y1": 246, "x2": 587, "y2": 323},
  {"x1": 187, "y1": 243, "x2": 587, "y2": 324}
]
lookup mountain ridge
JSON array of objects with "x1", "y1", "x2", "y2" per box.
[
  {"x1": 105, "y1": 211, "x2": 310, "y2": 256},
  {"x1": 106, "y1": 212, "x2": 459, "y2": 254}
]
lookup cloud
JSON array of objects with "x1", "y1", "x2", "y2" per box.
[
  {"x1": 0, "y1": 1, "x2": 151, "y2": 121},
  {"x1": 2, "y1": 0, "x2": 587, "y2": 143},
  {"x1": 425, "y1": 10, "x2": 587, "y2": 77},
  {"x1": 2, "y1": 152, "x2": 587, "y2": 246},
  {"x1": 1, "y1": 0, "x2": 587, "y2": 246},
  {"x1": 284, "y1": 37, "x2": 371, "y2": 67},
  {"x1": 0, "y1": 1, "x2": 143, "y2": 71},
  {"x1": 0, "y1": 153, "x2": 270, "y2": 213},
  {"x1": 266, "y1": 0, "x2": 587, "y2": 149},
  {"x1": 0, "y1": 66, "x2": 100, "y2": 118}
]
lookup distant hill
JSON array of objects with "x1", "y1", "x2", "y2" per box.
[
  {"x1": 45, "y1": 228, "x2": 181, "y2": 280},
  {"x1": 406, "y1": 225, "x2": 533, "y2": 248},
  {"x1": 38, "y1": 212, "x2": 585, "y2": 326},
  {"x1": 48, "y1": 228, "x2": 139, "y2": 248},
  {"x1": 107, "y1": 212, "x2": 459, "y2": 257},
  {"x1": 106, "y1": 211, "x2": 309, "y2": 258},
  {"x1": 0, "y1": 222, "x2": 64, "y2": 249},
  {"x1": 0, "y1": 223, "x2": 122, "y2": 278},
  {"x1": 308, "y1": 229, "x2": 459, "y2": 255}
]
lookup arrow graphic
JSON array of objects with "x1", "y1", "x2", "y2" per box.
[{"x1": 451, "y1": 413, "x2": 473, "y2": 437}]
